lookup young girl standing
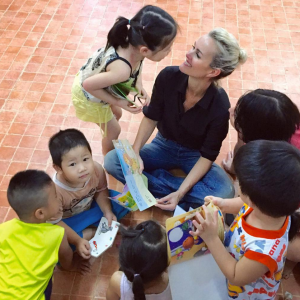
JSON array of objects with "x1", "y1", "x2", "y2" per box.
[
  {"x1": 72, "y1": 5, "x2": 178, "y2": 154},
  {"x1": 106, "y1": 220, "x2": 171, "y2": 300}
]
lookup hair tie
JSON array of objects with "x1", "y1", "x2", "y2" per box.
[
  {"x1": 128, "y1": 19, "x2": 131, "y2": 25},
  {"x1": 134, "y1": 274, "x2": 140, "y2": 277}
]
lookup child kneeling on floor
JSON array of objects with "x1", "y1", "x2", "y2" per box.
[
  {"x1": 191, "y1": 140, "x2": 300, "y2": 300},
  {"x1": 0, "y1": 170, "x2": 75, "y2": 300},
  {"x1": 48, "y1": 128, "x2": 128, "y2": 263},
  {"x1": 107, "y1": 220, "x2": 171, "y2": 300}
]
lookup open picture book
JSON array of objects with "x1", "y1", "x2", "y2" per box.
[
  {"x1": 112, "y1": 139, "x2": 156, "y2": 211},
  {"x1": 89, "y1": 217, "x2": 120, "y2": 258},
  {"x1": 166, "y1": 201, "x2": 225, "y2": 265}
]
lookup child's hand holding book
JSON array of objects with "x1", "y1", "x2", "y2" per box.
[{"x1": 189, "y1": 205, "x2": 220, "y2": 244}]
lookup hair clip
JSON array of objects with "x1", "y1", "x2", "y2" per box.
[
  {"x1": 142, "y1": 26, "x2": 145, "y2": 30},
  {"x1": 134, "y1": 274, "x2": 140, "y2": 277}
]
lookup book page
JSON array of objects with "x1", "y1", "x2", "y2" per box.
[{"x1": 113, "y1": 139, "x2": 156, "y2": 211}]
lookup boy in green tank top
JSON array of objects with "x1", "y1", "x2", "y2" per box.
[{"x1": 0, "y1": 170, "x2": 76, "y2": 300}]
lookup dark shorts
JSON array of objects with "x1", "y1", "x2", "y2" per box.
[{"x1": 44, "y1": 276, "x2": 52, "y2": 300}]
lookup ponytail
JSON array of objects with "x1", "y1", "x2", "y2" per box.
[
  {"x1": 289, "y1": 211, "x2": 300, "y2": 241},
  {"x1": 105, "y1": 5, "x2": 178, "y2": 52},
  {"x1": 105, "y1": 17, "x2": 130, "y2": 51},
  {"x1": 119, "y1": 220, "x2": 168, "y2": 300},
  {"x1": 132, "y1": 274, "x2": 146, "y2": 300}
]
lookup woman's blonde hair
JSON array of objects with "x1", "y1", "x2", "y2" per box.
[{"x1": 208, "y1": 28, "x2": 247, "y2": 80}]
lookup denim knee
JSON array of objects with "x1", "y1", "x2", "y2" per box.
[
  {"x1": 104, "y1": 149, "x2": 125, "y2": 184},
  {"x1": 103, "y1": 149, "x2": 117, "y2": 175}
]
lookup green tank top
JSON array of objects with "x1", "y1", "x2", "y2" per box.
[{"x1": 0, "y1": 219, "x2": 64, "y2": 300}]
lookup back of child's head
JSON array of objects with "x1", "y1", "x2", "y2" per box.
[
  {"x1": 48, "y1": 128, "x2": 92, "y2": 168},
  {"x1": 234, "y1": 89, "x2": 300, "y2": 143},
  {"x1": 7, "y1": 170, "x2": 53, "y2": 219},
  {"x1": 119, "y1": 220, "x2": 168, "y2": 300},
  {"x1": 106, "y1": 5, "x2": 178, "y2": 52},
  {"x1": 233, "y1": 140, "x2": 300, "y2": 240}
]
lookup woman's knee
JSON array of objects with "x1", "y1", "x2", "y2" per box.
[{"x1": 104, "y1": 149, "x2": 118, "y2": 175}]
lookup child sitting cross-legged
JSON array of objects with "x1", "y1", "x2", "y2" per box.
[
  {"x1": 191, "y1": 140, "x2": 300, "y2": 300},
  {"x1": 0, "y1": 170, "x2": 75, "y2": 300},
  {"x1": 106, "y1": 220, "x2": 171, "y2": 300},
  {"x1": 48, "y1": 128, "x2": 128, "y2": 267}
]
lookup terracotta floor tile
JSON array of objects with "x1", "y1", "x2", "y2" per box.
[
  {"x1": 13, "y1": 147, "x2": 34, "y2": 162},
  {"x1": 282, "y1": 275, "x2": 300, "y2": 295},
  {"x1": 50, "y1": 294, "x2": 70, "y2": 300},
  {"x1": 0, "y1": 206, "x2": 9, "y2": 223},
  {"x1": 94, "y1": 275, "x2": 110, "y2": 298},
  {"x1": 0, "y1": 146, "x2": 16, "y2": 160},
  {"x1": 99, "y1": 253, "x2": 119, "y2": 276},
  {"x1": 7, "y1": 162, "x2": 28, "y2": 175},
  {"x1": 0, "y1": 191, "x2": 9, "y2": 207},
  {"x1": 3, "y1": 206, "x2": 18, "y2": 221},
  {"x1": 70, "y1": 273, "x2": 98, "y2": 296},
  {"x1": 0, "y1": 161, "x2": 11, "y2": 176},
  {"x1": 52, "y1": 270, "x2": 76, "y2": 295}
]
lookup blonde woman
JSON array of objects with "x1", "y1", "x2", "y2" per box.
[{"x1": 105, "y1": 28, "x2": 247, "y2": 211}]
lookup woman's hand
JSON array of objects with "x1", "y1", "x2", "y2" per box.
[
  {"x1": 117, "y1": 99, "x2": 143, "y2": 114},
  {"x1": 134, "y1": 152, "x2": 144, "y2": 174},
  {"x1": 155, "y1": 191, "x2": 181, "y2": 211}
]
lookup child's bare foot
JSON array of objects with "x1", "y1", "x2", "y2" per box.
[
  {"x1": 77, "y1": 256, "x2": 98, "y2": 275},
  {"x1": 283, "y1": 260, "x2": 298, "y2": 279},
  {"x1": 78, "y1": 259, "x2": 92, "y2": 275}
]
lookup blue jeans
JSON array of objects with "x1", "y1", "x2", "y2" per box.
[{"x1": 104, "y1": 132, "x2": 234, "y2": 211}]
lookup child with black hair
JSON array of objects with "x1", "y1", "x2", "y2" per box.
[
  {"x1": 48, "y1": 128, "x2": 128, "y2": 263},
  {"x1": 106, "y1": 220, "x2": 171, "y2": 300},
  {"x1": 222, "y1": 89, "x2": 300, "y2": 174},
  {"x1": 191, "y1": 140, "x2": 300, "y2": 300},
  {"x1": 72, "y1": 5, "x2": 178, "y2": 155},
  {"x1": 0, "y1": 170, "x2": 75, "y2": 300}
]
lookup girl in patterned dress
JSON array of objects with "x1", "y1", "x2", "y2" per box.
[{"x1": 72, "y1": 5, "x2": 177, "y2": 154}]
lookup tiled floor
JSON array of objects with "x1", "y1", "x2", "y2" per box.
[{"x1": 0, "y1": 0, "x2": 300, "y2": 299}]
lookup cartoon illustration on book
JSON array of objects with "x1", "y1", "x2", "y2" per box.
[
  {"x1": 109, "y1": 184, "x2": 138, "y2": 211},
  {"x1": 112, "y1": 139, "x2": 156, "y2": 211},
  {"x1": 166, "y1": 201, "x2": 225, "y2": 265},
  {"x1": 89, "y1": 217, "x2": 120, "y2": 258}
]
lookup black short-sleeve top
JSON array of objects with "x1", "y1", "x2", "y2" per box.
[{"x1": 143, "y1": 66, "x2": 231, "y2": 162}]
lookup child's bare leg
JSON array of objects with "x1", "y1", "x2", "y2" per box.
[
  {"x1": 77, "y1": 227, "x2": 97, "y2": 274},
  {"x1": 111, "y1": 105, "x2": 122, "y2": 121},
  {"x1": 101, "y1": 117, "x2": 121, "y2": 155},
  {"x1": 82, "y1": 227, "x2": 96, "y2": 240},
  {"x1": 283, "y1": 234, "x2": 300, "y2": 279}
]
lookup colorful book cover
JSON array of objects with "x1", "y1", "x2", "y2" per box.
[
  {"x1": 109, "y1": 184, "x2": 139, "y2": 212},
  {"x1": 166, "y1": 201, "x2": 225, "y2": 265},
  {"x1": 112, "y1": 139, "x2": 156, "y2": 211}
]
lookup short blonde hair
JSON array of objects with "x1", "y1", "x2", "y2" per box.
[{"x1": 209, "y1": 28, "x2": 247, "y2": 80}]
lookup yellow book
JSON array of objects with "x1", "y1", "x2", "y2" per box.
[{"x1": 166, "y1": 201, "x2": 225, "y2": 265}]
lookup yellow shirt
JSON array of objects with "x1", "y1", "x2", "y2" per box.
[{"x1": 0, "y1": 219, "x2": 64, "y2": 300}]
